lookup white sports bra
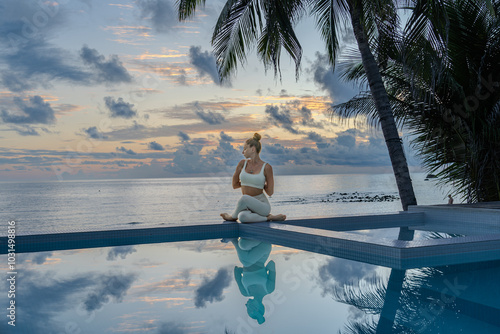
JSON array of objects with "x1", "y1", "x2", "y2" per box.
[{"x1": 240, "y1": 160, "x2": 267, "y2": 189}]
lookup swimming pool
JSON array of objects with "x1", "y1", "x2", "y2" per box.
[
  {"x1": 1, "y1": 236, "x2": 500, "y2": 333},
  {"x1": 2, "y1": 203, "x2": 500, "y2": 333}
]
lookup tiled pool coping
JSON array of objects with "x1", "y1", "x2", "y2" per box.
[
  {"x1": 240, "y1": 222, "x2": 500, "y2": 269},
  {"x1": 0, "y1": 223, "x2": 239, "y2": 254},
  {"x1": 0, "y1": 212, "x2": 421, "y2": 253},
  {"x1": 2, "y1": 204, "x2": 500, "y2": 269}
]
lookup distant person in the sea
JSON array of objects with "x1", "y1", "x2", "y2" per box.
[
  {"x1": 448, "y1": 195, "x2": 454, "y2": 205},
  {"x1": 220, "y1": 133, "x2": 286, "y2": 223}
]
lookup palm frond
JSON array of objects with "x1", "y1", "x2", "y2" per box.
[
  {"x1": 311, "y1": 0, "x2": 350, "y2": 68},
  {"x1": 177, "y1": 0, "x2": 206, "y2": 20},
  {"x1": 212, "y1": 0, "x2": 263, "y2": 81},
  {"x1": 338, "y1": 320, "x2": 378, "y2": 334},
  {"x1": 404, "y1": 0, "x2": 449, "y2": 55},
  {"x1": 331, "y1": 92, "x2": 378, "y2": 127},
  {"x1": 331, "y1": 277, "x2": 387, "y2": 314},
  {"x1": 257, "y1": 0, "x2": 306, "y2": 80},
  {"x1": 375, "y1": 3, "x2": 400, "y2": 68}
]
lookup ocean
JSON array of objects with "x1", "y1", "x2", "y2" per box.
[{"x1": 0, "y1": 173, "x2": 456, "y2": 236}]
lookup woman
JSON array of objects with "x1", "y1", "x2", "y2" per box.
[
  {"x1": 231, "y1": 237, "x2": 276, "y2": 324},
  {"x1": 220, "y1": 133, "x2": 286, "y2": 223}
]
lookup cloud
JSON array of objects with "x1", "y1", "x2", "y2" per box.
[
  {"x1": 189, "y1": 46, "x2": 223, "y2": 86},
  {"x1": 210, "y1": 138, "x2": 241, "y2": 165},
  {"x1": 220, "y1": 131, "x2": 233, "y2": 142},
  {"x1": 107, "y1": 246, "x2": 137, "y2": 261},
  {"x1": 1, "y1": 72, "x2": 36, "y2": 92},
  {"x1": 1, "y1": 95, "x2": 56, "y2": 124},
  {"x1": 156, "y1": 322, "x2": 188, "y2": 334},
  {"x1": 0, "y1": 121, "x2": 401, "y2": 181},
  {"x1": 148, "y1": 141, "x2": 164, "y2": 151},
  {"x1": 316, "y1": 258, "x2": 378, "y2": 297},
  {"x1": 1, "y1": 42, "x2": 131, "y2": 92},
  {"x1": 307, "y1": 131, "x2": 323, "y2": 142},
  {"x1": 0, "y1": 1, "x2": 67, "y2": 48},
  {"x1": 299, "y1": 106, "x2": 324, "y2": 128},
  {"x1": 136, "y1": 0, "x2": 177, "y2": 34},
  {"x1": 80, "y1": 45, "x2": 132, "y2": 84},
  {"x1": 193, "y1": 102, "x2": 225, "y2": 124},
  {"x1": 135, "y1": 269, "x2": 192, "y2": 295},
  {"x1": 83, "y1": 272, "x2": 138, "y2": 312},
  {"x1": 164, "y1": 142, "x2": 212, "y2": 174},
  {"x1": 30, "y1": 252, "x2": 53, "y2": 265},
  {"x1": 164, "y1": 135, "x2": 240, "y2": 175},
  {"x1": 84, "y1": 126, "x2": 108, "y2": 140},
  {"x1": 104, "y1": 96, "x2": 137, "y2": 119},
  {"x1": 10, "y1": 125, "x2": 40, "y2": 136},
  {"x1": 260, "y1": 129, "x2": 391, "y2": 168},
  {"x1": 264, "y1": 143, "x2": 291, "y2": 156},
  {"x1": 116, "y1": 146, "x2": 137, "y2": 155},
  {"x1": 176, "y1": 69, "x2": 188, "y2": 85},
  {"x1": 99, "y1": 112, "x2": 255, "y2": 142},
  {"x1": 264, "y1": 105, "x2": 300, "y2": 134},
  {"x1": 0, "y1": 3, "x2": 132, "y2": 92},
  {"x1": 178, "y1": 268, "x2": 192, "y2": 285},
  {"x1": 193, "y1": 268, "x2": 231, "y2": 308},
  {"x1": 2, "y1": 41, "x2": 92, "y2": 90},
  {"x1": 0, "y1": 269, "x2": 138, "y2": 333},
  {"x1": 158, "y1": 100, "x2": 248, "y2": 121},
  {"x1": 0, "y1": 2, "x2": 92, "y2": 92},
  {"x1": 178, "y1": 131, "x2": 191, "y2": 141},
  {"x1": 336, "y1": 128, "x2": 357, "y2": 148},
  {"x1": 308, "y1": 52, "x2": 360, "y2": 104},
  {"x1": 319, "y1": 258, "x2": 376, "y2": 284},
  {"x1": 191, "y1": 138, "x2": 212, "y2": 145}
]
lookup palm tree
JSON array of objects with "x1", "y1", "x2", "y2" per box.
[
  {"x1": 332, "y1": 258, "x2": 500, "y2": 333},
  {"x1": 176, "y1": 0, "x2": 418, "y2": 213},
  {"x1": 335, "y1": 0, "x2": 500, "y2": 202}
]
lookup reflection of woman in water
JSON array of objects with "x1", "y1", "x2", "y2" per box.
[
  {"x1": 220, "y1": 133, "x2": 286, "y2": 223},
  {"x1": 229, "y1": 238, "x2": 276, "y2": 324}
]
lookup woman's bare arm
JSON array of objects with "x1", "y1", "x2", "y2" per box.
[
  {"x1": 232, "y1": 160, "x2": 244, "y2": 189},
  {"x1": 264, "y1": 164, "x2": 274, "y2": 196}
]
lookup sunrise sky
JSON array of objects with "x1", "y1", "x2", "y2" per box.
[{"x1": 0, "y1": 0, "x2": 421, "y2": 181}]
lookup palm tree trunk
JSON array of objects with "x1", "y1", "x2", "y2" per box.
[
  {"x1": 349, "y1": 1, "x2": 417, "y2": 212},
  {"x1": 376, "y1": 268, "x2": 406, "y2": 333}
]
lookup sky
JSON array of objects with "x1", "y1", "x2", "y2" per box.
[{"x1": 0, "y1": 0, "x2": 422, "y2": 181}]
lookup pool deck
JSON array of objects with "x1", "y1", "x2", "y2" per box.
[{"x1": 2, "y1": 202, "x2": 500, "y2": 269}]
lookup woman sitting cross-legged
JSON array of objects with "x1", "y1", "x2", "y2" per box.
[{"x1": 220, "y1": 133, "x2": 286, "y2": 223}]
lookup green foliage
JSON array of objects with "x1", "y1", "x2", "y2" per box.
[
  {"x1": 334, "y1": 0, "x2": 500, "y2": 202},
  {"x1": 177, "y1": 0, "x2": 401, "y2": 81}
]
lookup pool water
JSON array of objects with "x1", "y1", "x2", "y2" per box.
[{"x1": 1, "y1": 238, "x2": 500, "y2": 333}]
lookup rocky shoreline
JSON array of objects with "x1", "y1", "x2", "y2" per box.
[
  {"x1": 322, "y1": 192, "x2": 400, "y2": 203},
  {"x1": 279, "y1": 191, "x2": 400, "y2": 204}
]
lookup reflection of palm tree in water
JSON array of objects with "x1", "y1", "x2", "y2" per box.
[
  {"x1": 333, "y1": 263, "x2": 500, "y2": 333},
  {"x1": 331, "y1": 234, "x2": 500, "y2": 333},
  {"x1": 228, "y1": 238, "x2": 276, "y2": 324}
]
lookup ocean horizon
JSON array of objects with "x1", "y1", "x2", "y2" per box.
[{"x1": 1, "y1": 173, "x2": 457, "y2": 236}]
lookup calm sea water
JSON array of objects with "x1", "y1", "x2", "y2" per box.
[{"x1": 0, "y1": 173, "x2": 456, "y2": 235}]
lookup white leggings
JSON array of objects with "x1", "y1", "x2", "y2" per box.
[{"x1": 232, "y1": 193, "x2": 271, "y2": 223}]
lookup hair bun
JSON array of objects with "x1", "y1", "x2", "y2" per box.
[{"x1": 253, "y1": 133, "x2": 261, "y2": 141}]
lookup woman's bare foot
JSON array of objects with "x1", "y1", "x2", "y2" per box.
[
  {"x1": 220, "y1": 213, "x2": 237, "y2": 221},
  {"x1": 267, "y1": 214, "x2": 286, "y2": 221}
]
